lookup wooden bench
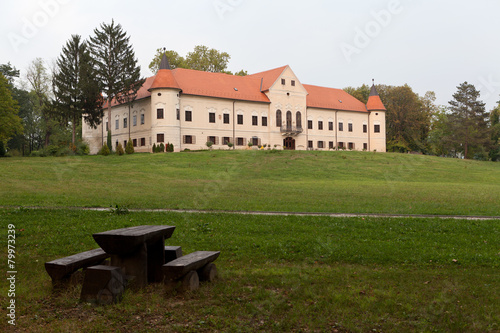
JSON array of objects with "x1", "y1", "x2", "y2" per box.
[
  {"x1": 162, "y1": 251, "x2": 220, "y2": 291},
  {"x1": 45, "y1": 248, "x2": 110, "y2": 286},
  {"x1": 164, "y1": 246, "x2": 182, "y2": 263}
]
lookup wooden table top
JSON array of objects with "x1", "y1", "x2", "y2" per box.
[{"x1": 93, "y1": 225, "x2": 175, "y2": 255}]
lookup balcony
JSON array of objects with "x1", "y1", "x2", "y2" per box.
[{"x1": 280, "y1": 125, "x2": 303, "y2": 136}]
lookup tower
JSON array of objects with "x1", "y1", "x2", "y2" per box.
[
  {"x1": 366, "y1": 81, "x2": 386, "y2": 152},
  {"x1": 148, "y1": 53, "x2": 182, "y2": 151}
]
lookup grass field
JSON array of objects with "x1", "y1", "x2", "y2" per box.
[
  {"x1": 0, "y1": 151, "x2": 499, "y2": 332},
  {"x1": 0, "y1": 209, "x2": 499, "y2": 332},
  {"x1": 0, "y1": 150, "x2": 499, "y2": 216}
]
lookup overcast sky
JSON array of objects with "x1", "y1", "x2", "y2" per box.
[{"x1": 2, "y1": 0, "x2": 500, "y2": 110}]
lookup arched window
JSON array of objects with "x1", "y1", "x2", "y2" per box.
[
  {"x1": 296, "y1": 111, "x2": 302, "y2": 129},
  {"x1": 286, "y1": 111, "x2": 292, "y2": 129},
  {"x1": 276, "y1": 110, "x2": 282, "y2": 127}
]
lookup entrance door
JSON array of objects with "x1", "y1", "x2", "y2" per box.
[{"x1": 283, "y1": 137, "x2": 295, "y2": 150}]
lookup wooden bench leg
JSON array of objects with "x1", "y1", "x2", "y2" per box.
[
  {"x1": 180, "y1": 271, "x2": 199, "y2": 292},
  {"x1": 80, "y1": 265, "x2": 127, "y2": 305},
  {"x1": 198, "y1": 263, "x2": 217, "y2": 282}
]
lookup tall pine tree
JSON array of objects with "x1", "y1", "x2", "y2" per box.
[
  {"x1": 53, "y1": 35, "x2": 103, "y2": 146},
  {"x1": 88, "y1": 20, "x2": 142, "y2": 150},
  {"x1": 448, "y1": 82, "x2": 490, "y2": 159}
]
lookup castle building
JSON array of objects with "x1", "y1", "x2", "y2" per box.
[{"x1": 83, "y1": 54, "x2": 386, "y2": 154}]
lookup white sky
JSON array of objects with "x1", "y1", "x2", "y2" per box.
[{"x1": 1, "y1": 0, "x2": 500, "y2": 110}]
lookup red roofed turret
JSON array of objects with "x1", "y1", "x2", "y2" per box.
[
  {"x1": 148, "y1": 54, "x2": 181, "y2": 91},
  {"x1": 366, "y1": 82, "x2": 386, "y2": 111}
]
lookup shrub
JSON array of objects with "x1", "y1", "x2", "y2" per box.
[
  {"x1": 116, "y1": 143, "x2": 125, "y2": 155},
  {"x1": 248, "y1": 141, "x2": 253, "y2": 147},
  {"x1": 125, "y1": 139, "x2": 134, "y2": 154},
  {"x1": 166, "y1": 143, "x2": 174, "y2": 152},
  {"x1": 228, "y1": 142, "x2": 233, "y2": 149},
  {"x1": 152, "y1": 143, "x2": 157, "y2": 153},
  {"x1": 159, "y1": 143, "x2": 165, "y2": 152},
  {"x1": 77, "y1": 141, "x2": 90, "y2": 155},
  {"x1": 98, "y1": 144, "x2": 111, "y2": 156},
  {"x1": 0, "y1": 141, "x2": 5, "y2": 157},
  {"x1": 206, "y1": 141, "x2": 213, "y2": 149},
  {"x1": 107, "y1": 130, "x2": 112, "y2": 152}
]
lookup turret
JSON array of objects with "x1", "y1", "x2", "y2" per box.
[
  {"x1": 148, "y1": 53, "x2": 182, "y2": 152},
  {"x1": 366, "y1": 81, "x2": 386, "y2": 152}
]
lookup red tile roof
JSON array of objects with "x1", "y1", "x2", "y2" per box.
[
  {"x1": 149, "y1": 69, "x2": 181, "y2": 90},
  {"x1": 107, "y1": 66, "x2": 373, "y2": 112},
  {"x1": 367, "y1": 95, "x2": 386, "y2": 111},
  {"x1": 247, "y1": 65, "x2": 288, "y2": 92},
  {"x1": 304, "y1": 84, "x2": 368, "y2": 112}
]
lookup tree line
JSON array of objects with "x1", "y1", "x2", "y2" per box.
[
  {"x1": 344, "y1": 83, "x2": 500, "y2": 160},
  {"x1": 0, "y1": 20, "x2": 242, "y2": 157}
]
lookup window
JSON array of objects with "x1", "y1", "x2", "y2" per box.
[
  {"x1": 338, "y1": 142, "x2": 345, "y2": 149},
  {"x1": 318, "y1": 121, "x2": 323, "y2": 130},
  {"x1": 184, "y1": 135, "x2": 193, "y2": 144},
  {"x1": 237, "y1": 114, "x2": 243, "y2": 125},
  {"x1": 157, "y1": 134, "x2": 164, "y2": 143},
  {"x1": 133, "y1": 115, "x2": 137, "y2": 126},
  {"x1": 115, "y1": 119, "x2": 119, "y2": 130},
  {"x1": 363, "y1": 124, "x2": 367, "y2": 133},
  {"x1": 308, "y1": 120, "x2": 313, "y2": 130},
  {"x1": 348, "y1": 142, "x2": 355, "y2": 150},
  {"x1": 281, "y1": 78, "x2": 286, "y2": 85},
  {"x1": 209, "y1": 112, "x2": 216, "y2": 123},
  {"x1": 140, "y1": 114, "x2": 145, "y2": 125},
  {"x1": 237, "y1": 137, "x2": 245, "y2": 146},
  {"x1": 123, "y1": 118, "x2": 127, "y2": 128},
  {"x1": 291, "y1": 80, "x2": 295, "y2": 86},
  {"x1": 252, "y1": 115, "x2": 258, "y2": 126},
  {"x1": 329, "y1": 121, "x2": 333, "y2": 131},
  {"x1": 308, "y1": 140, "x2": 313, "y2": 149},
  {"x1": 223, "y1": 113, "x2": 230, "y2": 124},
  {"x1": 363, "y1": 143, "x2": 368, "y2": 150},
  {"x1": 374, "y1": 124, "x2": 381, "y2": 133},
  {"x1": 286, "y1": 111, "x2": 292, "y2": 128},
  {"x1": 348, "y1": 123, "x2": 353, "y2": 132},
  {"x1": 276, "y1": 110, "x2": 282, "y2": 127},
  {"x1": 339, "y1": 122, "x2": 344, "y2": 131},
  {"x1": 296, "y1": 112, "x2": 302, "y2": 128},
  {"x1": 115, "y1": 140, "x2": 118, "y2": 149},
  {"x1": 252, "y1": 137, "x2": 259, "y2": 146},
  {"x1": 124, "y1": 140, "x2": 127, "y2": 148},
  {"x1": 176, "y1": 109, "x2": 180, "y2": 120},
  {"x1": 223, "y1": 137, "x2": 231, "y2": 145},
  {"x1": 157, "y1": 108, "x2": 164, "y2": 119},
  {"x1": 185, "y1": 110, "x2": 192, "y2": 122},
  {"x1": 262, "y1": 116, "x2": 268, "y2": 126},
  {"x1": 133, "y1": 139, "x2": 137, "y2": 147},
  {"x1": 329, "y1": 141, "x2": 334, "y2": 149},
  {"x1": 207, "y1": 136, "x2": 217, "y2": 145},
  {"x1": 140, "y1": 138, "x2": 146, "y2": 146},
  {"x1": 105, "y1": 121, "x2": 108, "y2": 131},
  {"x1": 318, "y1": 141, "x2": 324, "y2": 148}
]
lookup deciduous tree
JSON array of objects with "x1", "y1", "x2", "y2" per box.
[{"x1": 0, "y1": 73, "x2": 23, "y2": 145}]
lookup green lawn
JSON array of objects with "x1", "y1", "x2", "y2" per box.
[
  {"x1": 0, "y1": 150, "x2": 499, "y2": 216},
  {"x1": 0, "y1": 151, "x2": 499, "y2": 332},
  {"x1": 0, "y1": 209, "x2": 498, "y2": 332}
]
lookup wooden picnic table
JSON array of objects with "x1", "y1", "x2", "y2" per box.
[{"x1": 93, "y1": 225, "x2": 175, "y2": 287}]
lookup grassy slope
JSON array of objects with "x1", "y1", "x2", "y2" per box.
[
  {"x1": 0, "y1": 209, "x2": 498, "y2": 332},
  {"x1": 0, "y1": 150, "x2": 499, "y2": 216}
]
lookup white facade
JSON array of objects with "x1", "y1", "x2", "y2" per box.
[{"x1": 83, "y1": 64, "x2": 386, "y2": 154}]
